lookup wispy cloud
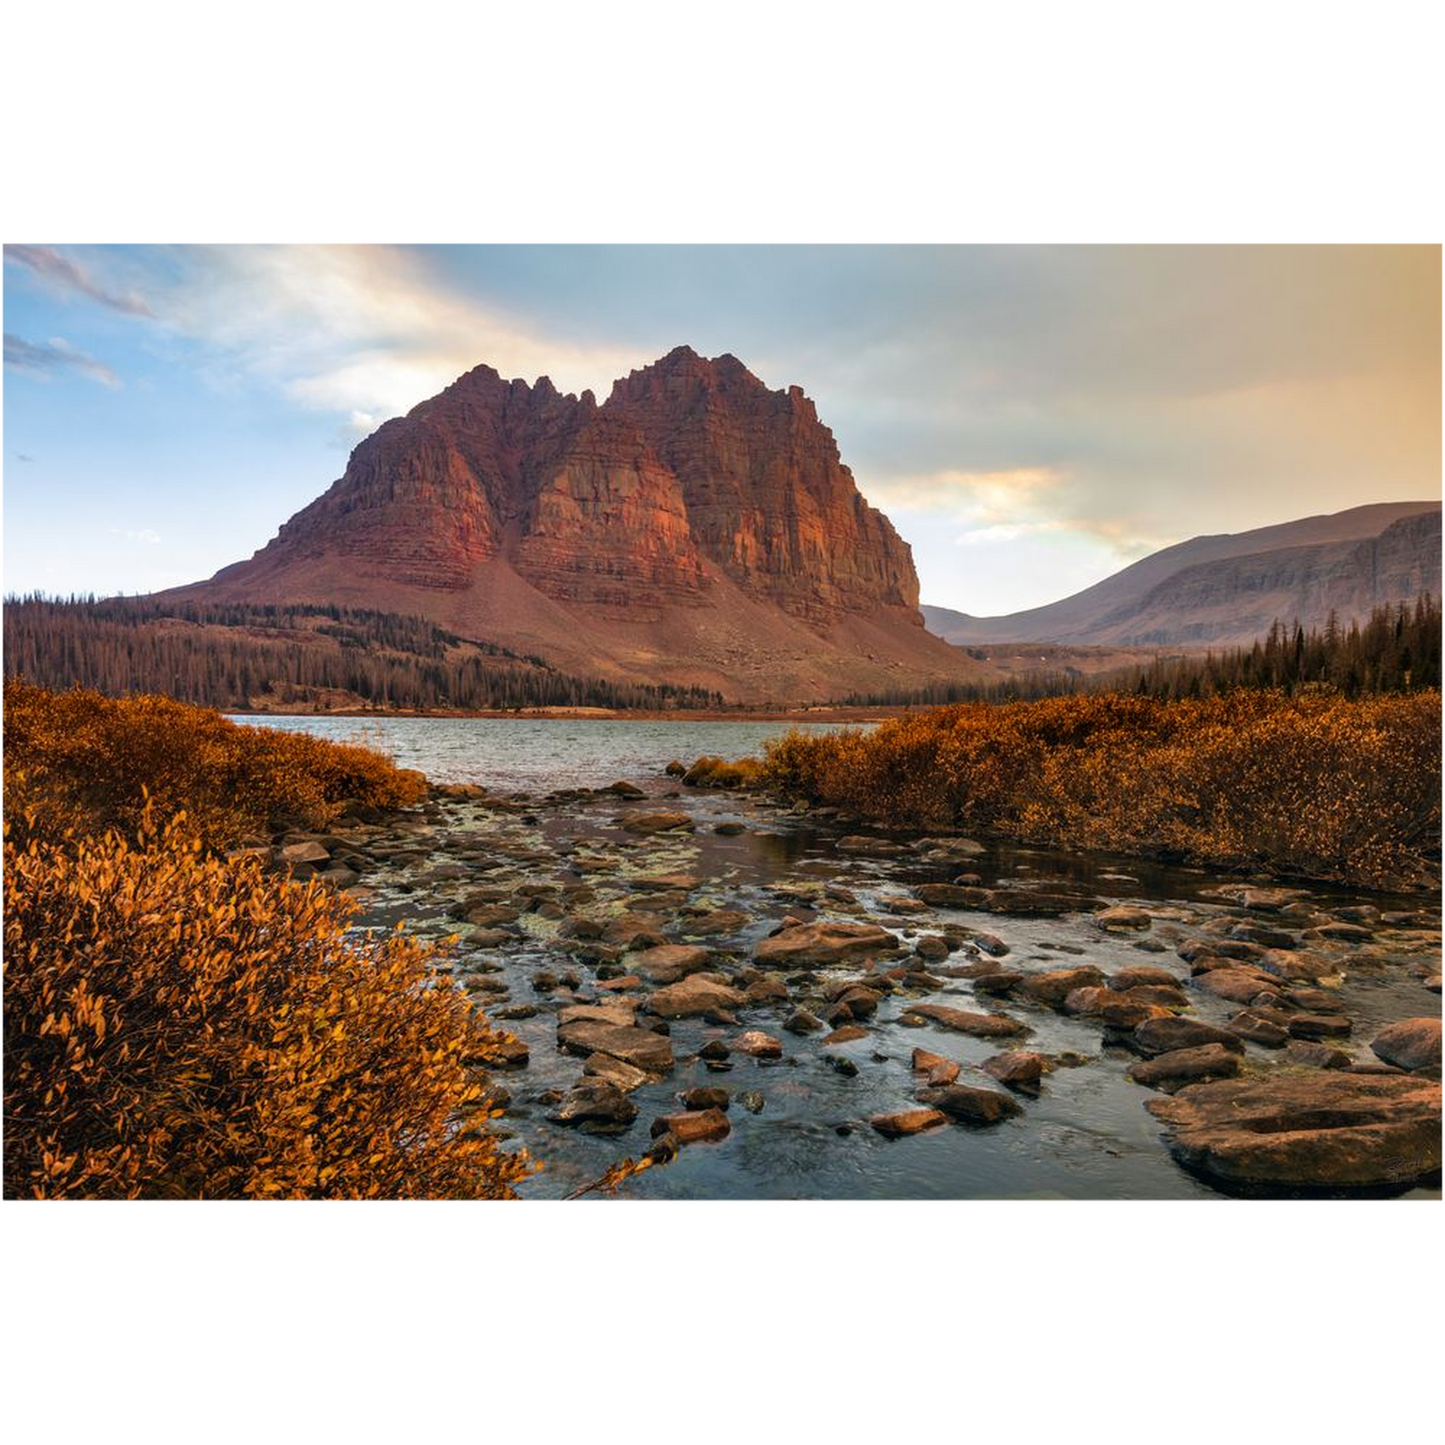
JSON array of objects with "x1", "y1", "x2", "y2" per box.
[
  {"x1": 861, "y1": 466, "x2": 1066, "y2": 518},
  {"x1": 4, "y1": 332, "x2": 119, "y2": 386},
  {"x1": 152, "y1": 245, "x2": 644, "y2": 424},
  {"x1": 5, "y1": 244, "x2": 154, "y2": 317},
  {"x1": 109, "y1": 527, "x2": 162, "y2": 545}
]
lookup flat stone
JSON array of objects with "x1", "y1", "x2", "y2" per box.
[
  {"x1": 581, "y1": 1054, "x2": 654, "y2": 1092},
  {"x1": 556, "y1": 1020, "x2": 674, "y2": 1073},
  {"x1": 1146, "y1": 1072, "x2": 1442, "y2": 1187},
  {"x1": 619, "y1": 811, "x2": 695, "y2": 834},
  {"x1": 906, "y1": 1003, "x2": 1029, "y2": 1037},
  {"x1": 557, "y1": 1002, "x2": 637, "y2": 1029}
]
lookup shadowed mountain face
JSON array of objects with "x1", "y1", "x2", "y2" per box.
[
  {"x1": 923, "y1": 503, "x2": 1442, "y2": 648},
  {"x1": 171, "y1": 348, "x2": 974, "y2": 704}
]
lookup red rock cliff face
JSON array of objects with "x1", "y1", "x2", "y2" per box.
[
  {"x1": 608, "y1": 347, "x2": 921, "y2": 622},
  {"x1": 212, "y1": 347, "x2": 922, "y2": 627}
]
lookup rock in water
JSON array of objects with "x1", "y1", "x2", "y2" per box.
[
  {"x1": 1127, "y1": 1044, "x2": 1242, "y2": 1092},
  {"x1": 619, "y1": 811, "x2": 695, "y2": 835},
  {"x1": 915, "y1": 1083, "x2": 1022, "y2": 1125},
  {"x1": 647, "y1": 975, "x2": 747, "y2": 1019},
  {"x1": 753, "y1": 921, "x2": 900, "y2": 967},
  {"x1": 871, "y1": 1109, "x2": 948, "y2": 1139},
  {"x1": 1145, "y1": 1073, "x2": 1442, "y2": 1187},
  {"x1": 556, "y1": 1020, "x2": 675, "y2": 1073},
  {"x1": 905, "y1": 1003, "x2": 1029, "y2": 1038},
  {"x1": 651, "y1": 1109, "x2": 731, "y2": 1145}
]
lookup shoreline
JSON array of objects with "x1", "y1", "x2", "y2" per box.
[{"x1": 227, "y1": 705, "x2": 907, "y2": 723}]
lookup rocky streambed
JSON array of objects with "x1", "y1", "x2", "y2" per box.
[{"x1": 273, "y1": 770, "x2": 1442, "y2": 1200}]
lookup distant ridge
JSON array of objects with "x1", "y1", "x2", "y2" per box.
[{"x1": 923, "y1": 501, "x2": 1442, "y2": 648}]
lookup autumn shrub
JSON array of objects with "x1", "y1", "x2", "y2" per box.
[
  {"x1": 762, "y1": 690, "x2": 1441, "y2": 888},
  {"x1": 3, "y1": 678, "x2": 426, "y2": 849},
  {"x1": 3, "y1": 805, "x2": 532, "y2": 1199},
  {"x1": 683, "y1": 755, "x2": 764, "y2": 789}
]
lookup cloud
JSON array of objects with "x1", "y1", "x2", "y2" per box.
[
  {"x1": 149, "y1": 245, "x2": 645, "y2": 424},
  {"x1": 4, "y1": 332, "x2": 119, "y2": 386},
  {"x1": 109, "y1": 527, "x2": 162, "y2": 545},
  {"x1": 15, "y1": 452, "x2": 35, "y2": 463},
  {"x1": 861, "y1": 466, "x2": 1066, "y2": 519},
  {"x1": 5, "y1": 244, "x2": 154, "y2": 317}
]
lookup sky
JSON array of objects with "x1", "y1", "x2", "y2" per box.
[{"x1": 2, "y1": 244, "x2": 1439, "y2": 614}]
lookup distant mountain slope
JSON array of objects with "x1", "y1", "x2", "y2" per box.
[{"x1": 923, "y1": 501, "x2": 1441, "y2": 647}]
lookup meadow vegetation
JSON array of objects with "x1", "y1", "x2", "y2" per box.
[
  {"x1": 3, "y1": 681, "x2": 532, "y2": 1200},
  {"x1": 762, "y1": 689, "x2": 1441, "y2": 889}
]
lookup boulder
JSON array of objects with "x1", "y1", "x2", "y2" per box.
[
  {"x1": 871, "y1": 1108, "x2": 948, "y2": 1139},
  {"x1": 1132, "y1": 1017, "x2": 1246, "y2": 1057},
  {"x1": 650, "y1": 1109, "x2": 731, "y2": 1145},
  {"x1": 1191, "y1": 968, "x2": 1282, "y2": 1005},
  {"x1": 647, "y1": 975, "x2": 747, "y2": 1019},
  {"x1": 732, "y1": 1030, "x2": 784, "y2": 1059},
  {"x1": 753, "y1": 921, "x2": 900, "y2": 968},
  {"x1": 981, "y1": 1050, "x2": 1051, "y2": 1090},
  {"x1": 1017, "y1": 966, "x2": 1106, "y2": 1009},
  {"x1": 1127, "y1": 1044, "x2": 1242, "y2": 1092},
  {"x1": 1146, "y1": 1072, "x2": 1442, "y2": 1187},
  {"x1": 631, "y1": 944, "x2": 713, "y2": 984},
  {"x1": 1284, "y1": 1040, "x2": 1352, "y2": 1070},
  {"x1": 549, "y1": 1078, "x2": 638, "y2": 1128},
  {"x1": 1371, "y1": 1017, "x2": 1442, "y2": 1072},
  {"x1": 1062, "y1": 987, "x2": 1172, "y2": 1029},
  {"x1": 681, "y1": 1086, "x2": 731, "y2": 1111},
  {"x1": 556, "y1": 1020, "x2": 674, "y2": 1073},
  {"x1": 915, "y1": 1083, "x2": 1022, "y2": 1125},
  {"x1": 784, "y1": 1009, "x2": 825, "y2": 1034},
  {"x1": 1094, "y1": 906, "x2": 1152, "y2": 932},
  {"x1": 1108, "y1": 966, "x2": 1182, "y2": 992}
]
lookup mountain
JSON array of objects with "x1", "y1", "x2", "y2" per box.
[
  {"x1": 923, "y1": 502, "x2": 1442, "y2": 648},
  {"x1": 169, "y1": 347, "x2": 982, "y2": 704}
]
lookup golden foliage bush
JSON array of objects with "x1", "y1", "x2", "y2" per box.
[
  {"x1": 3, "y1": 806, "x2": 532, "y2": 1199},
  {"x1": 3, "y1": 678, "x2": 426, "y2": 850},
  {"x1": 762, "y1": 690, "x2": 1441, "y2": 888},
  {"x1": 683, "y1": 755, "x2": 764, "y2": 789}
]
